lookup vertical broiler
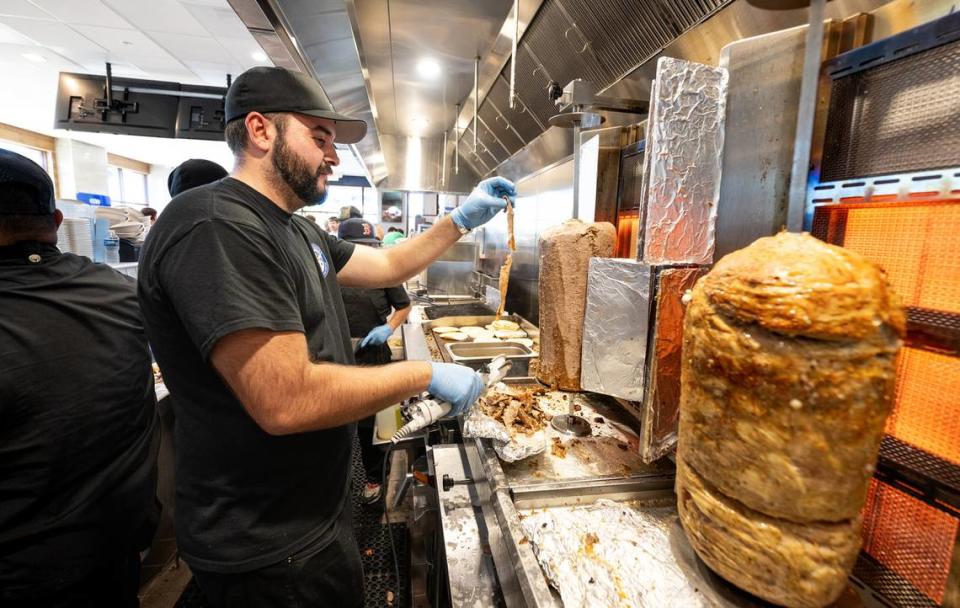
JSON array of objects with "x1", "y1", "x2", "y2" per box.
[
  {"x1": 805, "y1": 13, "x2": 960, "y2": 606},
  {"x1": 575, "y1": 11, "x2": 960, "y2": 607}
]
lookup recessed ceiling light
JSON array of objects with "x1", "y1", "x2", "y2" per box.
[
  {"x1": 22, "y1": 53, "x2": 45, "y2": 63},
  {"x1": 251, "y1": 50, "x2": 267, "y2": 62},
  {"x1": 416, "y1": 57, "x2": 441, "y2": 79}
]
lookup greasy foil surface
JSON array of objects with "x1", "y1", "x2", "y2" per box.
[
  {"x1": 643, "y1": 57, "x2": 728, "y2": 265},
  {"x1": 581, "y1": 258, "x2": 652, "y2": 401},
  {"x1": 521, "y1": 499, "x2": 710, "y2": 607},
  {"x1": 463, "y1": 382, "x2": 549, "y2": 462}
]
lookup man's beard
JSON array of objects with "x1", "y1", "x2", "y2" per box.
[{"x1": 271, "y1": 119, "x2": 332, "y2": 207}]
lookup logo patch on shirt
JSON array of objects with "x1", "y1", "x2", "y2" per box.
[{"x1": 311, "y1": 243, "x2": 329, "y2": 277}]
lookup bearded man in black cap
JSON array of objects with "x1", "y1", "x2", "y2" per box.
[
  {"x1": 0, "y1": 150, "x2": 159, "y2": 608},
  {"x1": 137, "y1": 66, "x2": 516, "y2": 606}
]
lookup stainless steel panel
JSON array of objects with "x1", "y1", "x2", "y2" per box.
[
  {"x1": 430, "y1": 444, "x2": 502, "y2": 608},
  {"x1": 482, "y1": 159, "x2": 574, "y2": 326},
  {"x1": 424, "y1": 239, "x2": 478, "y2": 297},
  {"x1": 642, "y1": 57, "x2": 728, "y2": 265},
  {"x1": 715, "y1": 25, "x2": 807, "y2": 260},
  {"x1": 581, "y1": 258, "x2": 652, "y2": 402}
]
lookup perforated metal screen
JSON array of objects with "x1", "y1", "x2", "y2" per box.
[
  {"x1": 821, "y1": 38, "x2": 960, "y2": 182},
  {"x1": 860, "y1": 479, "x2": 958, "y2": 604}
]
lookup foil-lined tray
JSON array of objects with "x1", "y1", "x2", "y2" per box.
[
  {"x1": 642, "y1": 57, "x2": 728, "y2": 265},
  {"x1": 520, "y1": 499, "x2": 712, "y2": 607}
]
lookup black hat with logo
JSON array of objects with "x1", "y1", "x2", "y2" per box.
[{"x1": 338, "y1": 217, "x2": 380, "y2": 245}]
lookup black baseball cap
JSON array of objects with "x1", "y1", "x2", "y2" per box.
[
  {"x1": 168, "y1": 159, "x2": 228, "y2": 196},
  {"x1": 338, "y1": 218, "x2": 380, "y2": 245},
  {"x1": 225, "y1": 67, "x2": 367, "y2": 144},
  {"x1": 0, "y1": 149, "x2": 55, "y2": 215}
]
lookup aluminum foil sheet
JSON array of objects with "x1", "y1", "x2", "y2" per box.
[
  {"x1": 642, "y1": 57, "x2": 728, "y2": 265},
  {"x1": 521, "y1": 499, "x2": 711, "y2": 607},
  {"x1": 580, "y1": 258, "x2": 653, "y2": 401},
  {"x1": 639, "y1": 266, "x2": 707, "y2": 463},
  {"x1": 463, "y1": 382, "x2": 548, "y2": 462}
]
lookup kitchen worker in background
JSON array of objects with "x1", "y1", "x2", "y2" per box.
[
  {"x1": 338, "y1": 217, "x2": 412, "y2": 503},
  {"x1": 141, "y1": 207, "x2": 158, "y2": 224},
  {"x1": 305, "y1": 213, "x2": 318, "y2": 223},
  {"x1": 326, "y1": 215, "x2": 340, "y2": 236},
  {"x1": 383, "y1": 226, "x2": 405, "y2": 246},
  {"x1": 167, "y1": 158, "x2": 229, "y2": 197},
  {"x1": 137, "y1": 66, "x2": 515, "y2": 607},
  {"x1": 0, "y1": 150, "x2": 160, "y2": 608}
]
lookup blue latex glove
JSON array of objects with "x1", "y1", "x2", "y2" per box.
[
  {"x1": 451, "y1": 176, "x2": 517, "y2": 231},
  {"x1": 428, "y1": 362, "x2": 484, "y2": 417},
  {"x1": 359, "y1": 323, "x2": 394, "y2": 349}
]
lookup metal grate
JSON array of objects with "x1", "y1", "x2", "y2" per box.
[
  {"x1": 877, "y1": 435, "x2": 960, "y2": 514},
  {"x1": 860, "y1": 479, "x2": 959, "y2": 604},
  {"x1": 816, "y1": 201, "x2": 960, "y2": 314},
  {"x1": 888, "y1": 348, "x2": 960, "y2": 466},
  {"x1": 821, "y1": 38, "x2": 960, "y2": 182}
]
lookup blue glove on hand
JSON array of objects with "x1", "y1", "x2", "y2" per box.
[
  {"x1": 428, "y1": 362, "x2": 485, "y2": 417},
  {"x1": 359, "y1": 324, "x2": 394, "y2": 348},
  {"x1": 451, "y1": 176, "x2": 517, "y2": 231}
]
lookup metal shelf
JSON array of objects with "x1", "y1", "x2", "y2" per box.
[{"x1": 875, "y1": 436, "x2": 960, "y2": 518}]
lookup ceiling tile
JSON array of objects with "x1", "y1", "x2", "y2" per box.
[
  {"x1": 30, "y1": 0, "x2": 131, "y2": 28},
  {"x1": 181, "y1": 3, "x2": 248, "y2": 39},
  {"x1": 0, "y1": 0, "x2": 53, "y2": 20},
  {"x1": 217, "y1": 35, "x2": 269, "y2": 68},
  {"x1": 150, "y1": 31, "x2": 232, "y2": 64},
  {"x1": 70, "y1": 24, "x2": 192, "y2": 77},
  {"x1": 0, "y1": 16, "x2": 107, "y2": 56},
  {"x1": 0, "y1": 20, "x2": 36, "y2": 44},
  {"x1": 101, "y1": 0, "x2": 207, "y2": 36},
  {"x1": 0, "y1": 41, "x2": 82, "y2": 69}
]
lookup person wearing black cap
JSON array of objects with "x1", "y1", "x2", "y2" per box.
[
  {"x1": 137, "y1": 65, "x2": 515, "y2": 607},
  {"x1": 167, "y1": 158, "x2": 229, "y2": 198},
  {"x1": 0, "y1": 150, "x2": 159, "y2": 608},
  {"x1": 338, "y1": 218, "x2": 411, "y2": 502}
]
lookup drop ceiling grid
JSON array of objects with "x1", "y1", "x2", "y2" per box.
[{"x1": 0, "y1": 0, "x2": 267, "y2": 85}]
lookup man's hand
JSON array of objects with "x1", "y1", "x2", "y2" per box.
[
  {"x1": 428, "y1": 362, "x2": 484, "y2": 417},
  {"x1": 359, "y1": 324, "x2": 394, "y2": 348},
  {"x1": 451, "y1": 177, "x2": 517, "y2": 231}
]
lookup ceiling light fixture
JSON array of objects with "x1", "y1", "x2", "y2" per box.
[
  {"x1": 251, "y1": 50, "x2": 267, "y2": 62},
  {"x1": 416, "y1": 57, "x2": 441, "y2": 79},
  {"x1": 22, "y1": 53, "x2": 46, "y2": 63}
]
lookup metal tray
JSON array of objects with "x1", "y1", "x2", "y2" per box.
[{"x1": 448, "y1": 341, "x2": 535, "y2": 376}]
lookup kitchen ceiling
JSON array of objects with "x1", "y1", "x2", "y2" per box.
[
  {"x1": 349, "y1": 0, "x2": 512, "y2": 140},
  {"x1": 0, "y1": 0, "x2": 270, "y2": 86}
]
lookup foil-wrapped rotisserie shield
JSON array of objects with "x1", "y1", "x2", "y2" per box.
[
  {"x1": 581, "y1": 258, "x2": 652, "y2": 402},
  {"x1": 642, "y1": 57, "x2": 728, "y2": 265}
]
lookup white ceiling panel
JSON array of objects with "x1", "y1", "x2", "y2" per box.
[
  {"x1": 0, "y1": 41, "x2": 81, "y2": 69},
  {"x1": 0, "y1": 0, "x2": 52, "y2": 20},
  {"x1": 0, "y1": 20, "x2": 36, "y2": 44},
  {"x1": 217, "y1": 35, "x2": 268, "y2": 67},
  {"x1": 150, "y1": 31, "x2": 232, "y2": 64},
  {"x1": 30, "y1": 0, "x2": 131, "y2": 29},
  {"x1": 182, "y1": 59, "x2": 240, "y2": 85},
  {"x1": 70, "y1": 25, "x2": 184, "y2": 69},
  {"x1": 181, "y1": 3, "x2": 249, "y2": 39},
  {"x1": 101, "y1": 0, "x2": 207, "y2": 37},
  {"x1": 0, "y1": 16, "x2": 105, "y2": 52}
]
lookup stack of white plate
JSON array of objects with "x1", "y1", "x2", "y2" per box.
[
  {"x1": 56, "y1": 222, "x2": 72, "y2": 252},
  {"x1": 63, "y1": 218, "x2": 94, "y2": 258},
  {"x1": 112, "y1": 221, "x2": 146, "y2": 242},
  {"x1": 95, "y1": 206, "x2": 129, "y2": 225}
]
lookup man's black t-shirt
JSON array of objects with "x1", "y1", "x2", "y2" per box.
[
  {"x1": 340, "y1": 284, "x2": 411, "y2": 339},
  {"x1": 0, "y1": 245, "x2": 159, "y2": 595},
  {"x1": 137, "y1": 177, "x2": 356, "y2": 573}
]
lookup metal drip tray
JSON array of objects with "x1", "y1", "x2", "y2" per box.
[{"x1": 447, "y1": 341, "x2": 535, "y2": 377}]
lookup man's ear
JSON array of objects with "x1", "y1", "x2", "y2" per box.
[
  {"x1": 53, "y1": 209, "x2": 63, "y2": 229},
  {"x1": 245, "y1": 112, "x2": 276, "y2": 154}
]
